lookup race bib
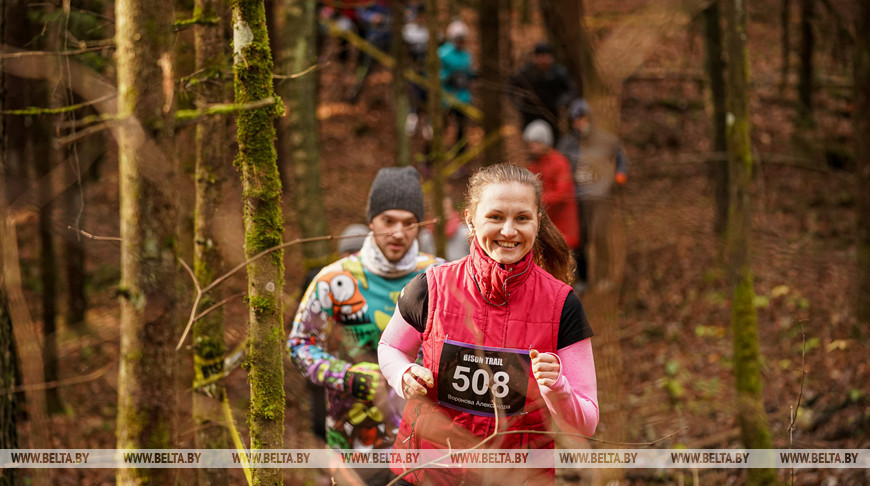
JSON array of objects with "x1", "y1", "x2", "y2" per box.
[
  {"x1": 437, "y1": 340, "x2": 531, "y2": 416},
  {"x1": 575, "y1": 166, "x2": 597, "y2": 185}
]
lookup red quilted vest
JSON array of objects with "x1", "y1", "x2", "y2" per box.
[{"x1": 391, "y1": 242, "x2": 571, "y2": 485}]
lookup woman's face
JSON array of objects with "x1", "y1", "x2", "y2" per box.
[{"x1": 467, "y1": 182, "x2": 539, "y2": 265}]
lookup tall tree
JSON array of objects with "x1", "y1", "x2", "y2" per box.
[
  {"x1": 723, "y1": 0, "x2": 777, "y2": 484},
  {"x1": 779, "y1": 0, "x2": 792, "y2": 92},
  {"x1": 39, "y1": 2, "x2": 67, "y2": 415},
  {"x1": 704, "y1": 0, "x2": 729, "y2": 239},
  {"x1": 114, "y1": 0, "x2": 179, "y2": 484},
  {"x1": 797, "y1": 0, "x2": 814, "y2": 126},
  {"x1": 426, "y1": 0, "x2": 446, "y2": 256},
  {"x1": 0, "y1": 5, "x2": 20, "y2": 479},
  {"x1": 392, "y1": 0, "x2": 411, "y2": 166},
  {"x1": 275, "y1": 0, "x2": 331, "y2": 272},
  {"x1": 231, "y1": 1, "x2": 285, "y2": 484},
  {"x1": 478, "y1": 0, "x2": 506, "y2": 166},
  {"x1": 538, "y1": 0, "x2": 601, "y2": 98},
  {"x1": 855, "y1": 0, "x2": 870, "y2": 326},
  {"x1": 192, "y1": 0, "x2": 230, "y2": 484}
]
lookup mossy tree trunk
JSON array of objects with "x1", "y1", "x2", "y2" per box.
[
  {"x1": 855, "y1": 0, "x2": 870, "y2": 327},
  {"x1": 703, "y1": 0, "x2": 729, "y2": 240},
  {"x1": 392, "y1": 0, "x2": 411, "y2": 166},
  {"x1": 478, "y1": 0, "x2": 505, "y2": 166},
  {"x1": 723, "y1": 0, "x2": 777, "y2": 484},
  {"x1": 114, "y1": 0, "x2": 179, "y2": 484},
  {"x1": 193, "y1": 0, "x2": 231, "y2": 485},
  {"x1": 231, "y1": 1, "x2": 285, "y2": 484},
  {"x1": 796, "y1": 0, "x2": 814, "y2": 127},
  {"x1": 426, "y1": 0, "x2": 446, "y2": 257},
  {"x1": 275, "y1": 0, "x2": 331, "y2": 273}
]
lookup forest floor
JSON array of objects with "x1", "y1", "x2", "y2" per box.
[{"x1": 9, "y1": 1, "x2": 869, "y2": 485}]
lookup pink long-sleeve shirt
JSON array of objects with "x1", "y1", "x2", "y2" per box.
[{"x1": 378, "y1": 307, "x2": 600, "y2": 437}]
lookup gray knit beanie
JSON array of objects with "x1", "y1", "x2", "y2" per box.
[
  {"x1": 522, "y1": 119, "x2": 554, "y2": 147},
  {"x1": 337, "y1": 224, "x2": 369, "y2": 254},
  {"x1": 366, "y1": 166, "x2": 425, "y2": 222}
]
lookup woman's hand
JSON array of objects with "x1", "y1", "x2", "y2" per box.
[
  {"x1": 401, "y1": 364, "x2": 434, "y2": 398},
  {"x1": 530, "y1": 349, "x2": 560, "y2": 387}
]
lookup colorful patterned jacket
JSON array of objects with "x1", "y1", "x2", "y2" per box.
[{"x1": 287, "y1": 244, "x2": 441, "y2": 451}]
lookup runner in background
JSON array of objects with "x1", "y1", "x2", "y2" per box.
[
  {"x1": 378, "y1": 163, "x2": 598, "y2": 485},
  {"x1": 556, "y1": 98, "x2": 628, "y2": 293}
]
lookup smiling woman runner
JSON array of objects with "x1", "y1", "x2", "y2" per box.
[{"x1": 378, "y1": 163, "x2": 599, "y2": 485}]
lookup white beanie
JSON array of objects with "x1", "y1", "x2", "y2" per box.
[
  {"x1": 522, "y1": 119, "x2": 554, "y2": 147},
  {"x1": 445, "y1": 20, "x2": 469, "y2": 42}
]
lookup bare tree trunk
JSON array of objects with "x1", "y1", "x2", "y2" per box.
[
  {"x1": 855, "y1": 0, "x2": 870, "y2": 327},
  {"x1": 704, "y1": 0, "x2": 729, "y2": 240},
  {"x1": 426, "y1": 0, "x2": 446, "y2": 256},
  {"x1": 0, "y1": 10, "x2": 20, "y2": 480},
  {"x1": 40, "y1": 2, "x2": 66, "y2": 415},
  {"x1": 114, "y1": 0, "x2": 179, "y2": 483},
  {"x1": 478, "y1": 0, "x2": 506, "y2": 166},
  {"x1": 724, "y1": 0, "x2": 777, "y2": 484},
  {"x1": 392, "y1": 0, "x2": 411, "y2": 166},
  {"x1": 192, "y1": 1, "x2": 230, "y2": 485},
  {"x1": 797, "y1": 0, "x2": 814, "y2": 127},
  {"x1": 276, "y1": 0, "x2": 331, "y2": 272},
  {"x1": 538, "y1": 0, "x2": 601, "y2": 99},
  {"x1": 779, "y1": 0, "x2": 792, "y2": 92},
  {"x1": 231, "y1": 1, "x2": 285, "y2": 483}
]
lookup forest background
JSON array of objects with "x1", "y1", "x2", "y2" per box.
[{"x1": 0, "y1": 0, "x2": 868, "y2": 485}]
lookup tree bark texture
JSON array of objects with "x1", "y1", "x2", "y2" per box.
[
  {"x1": 779, "y1": 0, "x2": 791, "y2": 91},
  {"x1": 231, "y1": 1, "x2": 286, "y2": 484},
  {"x1": 0, "y1": 10, "x2": 20, "y2": 479},
  {"x1": 855, "y1": 0, "x2": 870, "y2": 326},
  {"x1": 392, "y1": 0, "x2": 411, "y2": 167},
  {"x1": 114, "y1": 0, "x2": 179, "y2": 484},
  {"x1": 275, "y1": 0, "x2": 331, "y2": 272},
  {"x1": 538, "y1": 0, "x2": 601, "y2": 99},
  {"x1": 797, "y1": 0, "x2": 814, "y2": 126},
  {"x1": 478, "y1": 0, "x2": 506, "y2": 166},
  {"x1": 723, "y1": 0, "x2": 777, "y2": 484},
  {"x1": 426, "y1": 0, "x2": 446, "y2": 257},
  {"x1": 193, "y1": 0, "x2": 231, "y2": 484},
  {"x1": 703, "y1": 0, "x2": 729, "y2": 239}
]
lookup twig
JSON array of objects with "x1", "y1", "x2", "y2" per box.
[
  {"x1": 67, "y1": 225, "x2": 121, "y2": 241},
  {"x1": 0, "y1": 46, "x2": 111, "y2": 59},
  {"x1": 175, "y1": 219, "x2": 438, "y2": 350},
  {"x1": 787, "y1": 322, "x2": 807, "y2": 486},
  {"x1": 1, "y1": 93, "x2": 116, "y2": 116},
  {"x1": 0, "y1": 361, "x2": 112, "y2": 394},
  {"x1": 387, "y1": 422, "x2": 688, "y2": 486},
  {"x1": 272, "y1": 63, "x2": 321, "y2": 80},
  {"x1": 193, "y1": 291, "x2": 247, "y2": 322}
]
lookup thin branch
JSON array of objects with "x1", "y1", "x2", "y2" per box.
[
  {"x1": 175, "y1": 219, "x2": 439, "y2": 350},
  {"x1": 175, "y1": 97, "x2": 276, "y2": 124},
  {"x1": 787, "y1": 322, "x2": 807, "y2": 486},
  {"x1": 272, "y1": 63, "x2": 321, "y2": 80},
  {"x1": 387, "y1": 421, "x2": 688, "y2": 485},
  {"x1": 179, "y1": 258, "x2": 201, "y2": 293},
  {"x1": 1, "y1": 93, "x2": 117, "y2": 116},
  {"x1": 67, "y1": 225, "x2": 121, "y2": 241},
  {"x1": 0, "y1": 45, "x2": 111, "y2": 59},
  {"x1": 0, "y1": 361, "x2": 112, "y2": 394},
  {"x1": 193, "y1": 291, "x2": 247, "y2": 322},
  {"x1": 56, "y1": 122, "x2": 112, "y2": 145}
]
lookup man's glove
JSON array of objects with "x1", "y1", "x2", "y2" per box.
[
  {"x1": 615, "y1": 172, "x2": 627, "y2": 185},
  {"x1": 344, "y1": 362, "x2": 381, "y2": 402}
]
